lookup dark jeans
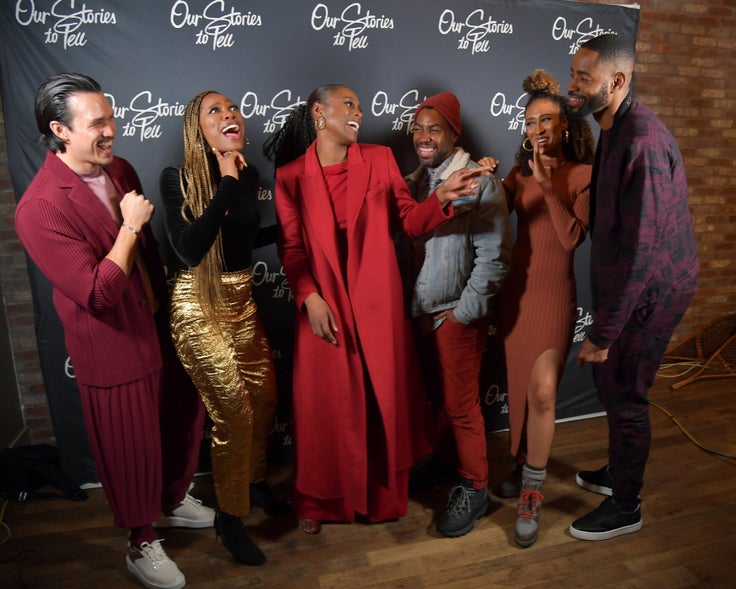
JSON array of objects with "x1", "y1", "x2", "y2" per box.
[{"x1": 593, "y1": 288, "x2": 695, "y2": 506}]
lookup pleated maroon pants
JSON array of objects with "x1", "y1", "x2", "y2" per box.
[{"x1": 79, "y1": 362, "x2": 205, "y2": 529}]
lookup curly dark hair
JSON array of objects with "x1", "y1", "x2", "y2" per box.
[{"x1": 514, "y1": 69, "x2": 595, "y2": 176}]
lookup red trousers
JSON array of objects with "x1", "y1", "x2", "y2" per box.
[
  {"x1": 79, "y1": 360, "x2": 205, "y2": 529},
  {"x1": 418, "y1": 317, "x2": 489, "y2": 489}
]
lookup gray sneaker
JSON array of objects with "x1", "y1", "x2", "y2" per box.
[
  {"x1": 437, "y1": 483, "x2": 489, "y2": 537},
  {"x1": 126, "y1": 540, "x2": 185, "y2": 589},
  {"x1": 576, "y1": 464, "x2": 613, "y2": 496},
  {"x1": 515, "y1": 487, "x2": 544, "y2": 548}
]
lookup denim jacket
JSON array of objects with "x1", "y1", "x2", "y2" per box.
[{"x1": 404, "y1": 148, "x2": 511, "y2": 332}]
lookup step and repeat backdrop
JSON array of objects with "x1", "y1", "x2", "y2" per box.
[{"x1": 0, "y1": 0, "x2": 638, "y2": 485}]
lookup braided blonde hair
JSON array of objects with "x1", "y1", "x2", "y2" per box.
[{"x1": 180, "y1": 90, "x2": 226, "y2": 322}]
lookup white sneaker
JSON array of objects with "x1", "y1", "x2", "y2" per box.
[
  {"x1": 126, "y1": 540, "x2": 185, "y2": 589},
  {"x1": 155, "y1": 494, "x2": 215, "y2": 528}
]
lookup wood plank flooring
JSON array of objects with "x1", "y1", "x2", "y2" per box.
[{"x1": 1, "y1": 373, "x2": 734, "y2": 588}]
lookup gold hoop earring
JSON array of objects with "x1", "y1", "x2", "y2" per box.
[
  {"x1": 315, "y1": 116, "x2": 326, "y2": 131},
  {"x1": 563, "y1": 130, "x2": 570, "y2": 144},
  {"x1": 522, "y1": 137, "x2": 533, "y2": 152}
]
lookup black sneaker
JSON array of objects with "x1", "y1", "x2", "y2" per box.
[
  {"x1": 569, "y1": 497, "x2": 642, "y2": 541},
  {"x1": 576, "y1": 464, "x2": 613, "y2": 496},
  {"x1": 437, "y1": 483, "x2": 489, "y2": 537}
]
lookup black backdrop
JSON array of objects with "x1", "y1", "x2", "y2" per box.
[{"x1": 0, "y1": 0, "x2": 639, "y2": 485}]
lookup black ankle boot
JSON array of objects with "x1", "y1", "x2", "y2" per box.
[
  {"x1": 250, "y1": 481, "x2": 292, "y2": 517},
  {"x1": 214, "y1": 510, "x2": 266, "y2": 566}
]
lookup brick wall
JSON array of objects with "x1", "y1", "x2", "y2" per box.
[
  {"x1": 581, "y1": 0, "x2": 736, "y2": 339},
  {"x1": 0, "y1": 87, "x2": 52, "y2": 444},
  {"x1": 0, "y1": 0, "x2": 733, "y2": 444}
]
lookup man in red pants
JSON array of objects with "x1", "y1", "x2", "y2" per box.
[{"x1": 402, "y1": 92, "x2": 511, "y2": 537}]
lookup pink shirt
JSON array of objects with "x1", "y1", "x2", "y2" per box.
[{"x1": 79, "y1": 165, "x2": 121, "y2": 222}]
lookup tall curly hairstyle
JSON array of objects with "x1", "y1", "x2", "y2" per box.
[
  {"x1": 514, "y1": 69, "x2": 595, "y2": 176},
  {"x1": 178, "y1": 89, "x2": 228, "y2": 323},
  {"x1": 263, "y1": 84, "x2": 345, "y2": 170}
]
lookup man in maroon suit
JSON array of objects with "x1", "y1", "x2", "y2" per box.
[{"x1": 15, "y1": 73, "x2": 212, "y2": 589}]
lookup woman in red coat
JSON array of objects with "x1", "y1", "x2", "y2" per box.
[{"x1": 265, "y1": 84, "x2": 489, "y2": 534}]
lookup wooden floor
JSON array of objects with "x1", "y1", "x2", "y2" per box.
[{"x1": 1, "y1": 373, "x2": 735, "y2": 589}]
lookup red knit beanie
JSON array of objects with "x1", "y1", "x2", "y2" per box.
[{"x1": 414, "y1": 91, "x2": 462, "y2": 135}]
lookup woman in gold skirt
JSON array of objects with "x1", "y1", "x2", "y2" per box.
[{"x1": 161, "y1": 90, "x2": 282, "y2": 566}]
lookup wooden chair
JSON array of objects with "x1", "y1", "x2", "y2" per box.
[{"x1": 661, "y1": 313, "x2": 736, "y2": 389}]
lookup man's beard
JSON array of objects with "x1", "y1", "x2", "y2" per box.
[{"x1": 572, "y1": 83, "x2": 609, "y2": 119}]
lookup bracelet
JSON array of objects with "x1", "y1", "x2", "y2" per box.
[{"x1": 121, "y1": 223, "x2": 139, "y2": 236}]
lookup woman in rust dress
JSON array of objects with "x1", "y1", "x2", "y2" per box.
[{"x1": 483, "y1": 69, "x2": 594, "y2": 547}]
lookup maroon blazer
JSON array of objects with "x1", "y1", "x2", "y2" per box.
[{"x1": 15, "y1": 151, "x2": 167, "y2": 387}]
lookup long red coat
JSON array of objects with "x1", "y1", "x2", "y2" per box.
[{"x1": 275, "y1": 142, "x2": 451, "y2": 519}]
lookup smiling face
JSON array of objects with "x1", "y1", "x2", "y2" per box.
[
  {"x1": 314, "y1": 86, "x2": 362, "y2": 146},
  {"x1": 524, "y1": 97, "x2": 568, "y2": 158},
  {"x1": 53, "y1": 91, "x2": 115, "y2": 174},
  {"x1": 568, "y1": 47, "x2": 614, "y2": 120},
  {"x1": 411, "y1": 107, "x2": 458, "y2": 168},
  {"x1": 198, "y1": 93, "x2": 245, "y2": 153}
]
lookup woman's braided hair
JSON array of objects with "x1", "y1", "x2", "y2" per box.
[{"x1": 179, "y1": 89, "x2": 226, "y2": 322}]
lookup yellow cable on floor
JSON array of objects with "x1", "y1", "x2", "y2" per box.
[{"x1": 649, "y1": 398, "x2": 736, "y2": 464}]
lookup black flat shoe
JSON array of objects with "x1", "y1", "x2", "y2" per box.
[
  {"x1": 409, "y1": 454, "x2": 456, "y2": 492},
  {"x1": 250, "y1": 481, "x2": 292, "y2": 517},
  {"x1": 214, "y1": 510, "x2": 266, "y2": 566}
]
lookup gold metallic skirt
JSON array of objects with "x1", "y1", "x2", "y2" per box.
[{"x1": 170, "y1": 268, "x2": 277, "y2": 516}]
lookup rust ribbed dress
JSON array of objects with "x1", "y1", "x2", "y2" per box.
[{"x1": 498, "y1": 160, "x2": 591, "y2": 457}]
